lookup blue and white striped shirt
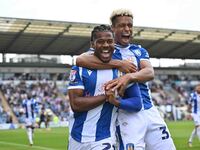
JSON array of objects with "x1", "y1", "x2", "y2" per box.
[
  {"x1": 68, "y1": 66, "x2": 118, "y2": 142},
  {"x1": 113, "y1": 44, "x2": 153, "y2": 110},
  {"x1": 189, "y1": 92, "x2": 200, "y2": 114},
  {"x1": 22, "y1": 98, "x2": 38, "y2": 119}
]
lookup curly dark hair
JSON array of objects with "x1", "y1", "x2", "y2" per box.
[{"x1": 91, "y1": 24, "x2": 113, "y2": 42}]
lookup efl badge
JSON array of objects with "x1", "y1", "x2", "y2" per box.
[{"x1": 69, "y1": 70, "x2": 76, "y2": 82}]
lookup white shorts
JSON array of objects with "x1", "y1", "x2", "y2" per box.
[
  {"x1": 25, "y1": 118, "x2": 35, "y2": 127},
  {"x1": 117, "y1": 106, "x2": 176, "y2": 150},
  {"x1": 68, "y1": 137, "x2": 116, "y2": 150},
  {"x1": 191, "y1": 113, "x2": 200, "y2": 126}
]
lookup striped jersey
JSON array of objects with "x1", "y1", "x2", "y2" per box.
[
  {"x1": 22, "y1": 98, "x2": 38, "y2": 119},
  {"x1": 113, "y1": 44, "x2": 153, "y2": 110},
  {"x1": 189, "y1": 92, "x2": 200, "y2": 114},
  {"x1": 68, "y1": 66, "x2": 118, "y2": 143}
]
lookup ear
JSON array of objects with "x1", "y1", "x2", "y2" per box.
[{"x1": 90, "y1": 41, "x2": 95, "y2": 49}]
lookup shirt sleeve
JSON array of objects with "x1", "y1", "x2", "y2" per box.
[
  {"x1": 68, "y1": 66, "x2": 84, "y2": 90},
  {"x1": 119, "y1": 83, "x2": 142, "y2": 112},
  {"x1": 131, "y1": 45, "x2": 151, "y2": 69},
  {"x1": 139, "y1": 47, "x2": 150, "y2": 61}
]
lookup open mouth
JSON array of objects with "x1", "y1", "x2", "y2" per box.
[
  {"x1": 121, "y1": 34, "x2": 131, "y2": 39},
  {"x1": 102, "y1": 49, "x2": 109, "y2": 53},
  {"x1": 101, "y1": 49, "x2": 112, "y2": 59}
]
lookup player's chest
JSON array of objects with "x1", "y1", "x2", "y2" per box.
[
  {"x1": 116, "y1": 49, "x2": 138, "y2": 67},
  {"x1": 82, "y1": 69, "x2": 116, "y2": 94}
]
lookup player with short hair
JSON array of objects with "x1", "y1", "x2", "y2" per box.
[
  {"x1": 187, "y1": 83, "x2": 200, "y2": 147},
  {"x1": 68, "y1": 24, "x2": 142, "y2": 150},
  {"x1": 22, "y1": 93, "x2": 38, "y2": 146},
  {"x1": 76, "y1": 9, "x2": 176, "y2": 150}
]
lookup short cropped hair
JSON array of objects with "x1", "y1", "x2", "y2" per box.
[
  {"x1": 91, "y1": 24, "x2": 113, "y2": 42},
  {"x1": 110, "y1": 9, "x2": 133, "y2": 25}
]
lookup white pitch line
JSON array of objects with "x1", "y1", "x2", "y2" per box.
[{"x1": 0, "y1": 141, "x2": 61, "y2": 150}]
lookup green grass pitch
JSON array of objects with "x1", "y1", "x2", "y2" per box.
[{"x1": 0, "y1": 121, "x2": 199, "y2": 150}]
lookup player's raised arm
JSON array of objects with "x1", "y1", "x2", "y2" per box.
[{"x1": 76, "y1": 54, "x2": 137, "y2": 73}]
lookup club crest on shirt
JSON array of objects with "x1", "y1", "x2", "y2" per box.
[
  {"x1": 126, "y1": 57, "x2": 137, "y2": 65},
  {"x1": 126, "y1": 143, "x2": 134, "y2": 150},
  {"x1": 126, "y1": 56, "x2": 137, "y2": 66},
  {"x1": 69, "y1": 70, "x2": 76, "y2": 82},
  {"x1": 127, "y1": 57, "x2": 133, "y2": 62},
  {"x1": 134, "y1": 49, "x2": 141, "y2": 57}
]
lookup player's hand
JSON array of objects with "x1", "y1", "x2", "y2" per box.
[
  {"x1": 105, "y1": 89, "x2": 115, "y2": 100},
  {"x1": 105, "y1": 89, "x2": 119, "y2": 107},
  {"x1": 118, "y1": 60, "x2": 137, "y2": 73},
  {"x1": 105, "y1": 73, "x2": 132, "y2": 97}
]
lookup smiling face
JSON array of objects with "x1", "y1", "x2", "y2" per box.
[
  {"x1": 112, "y1": 16, "x2": 133, "y2": 46},
  {"x1": 92, "y1": 31, "x2": 115, "y2": 63}
]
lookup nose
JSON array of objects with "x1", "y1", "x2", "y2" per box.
[
  {"x1": 124, "y1": 25, "x2": 130, "y2": 31},
  {"x1": 103, "y1": 41, "x2": 109, "y2": 47}
]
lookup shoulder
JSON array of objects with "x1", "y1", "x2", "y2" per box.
[
  {"x1": 70, "y1": 66, "x2": 85, "y2": 75},
  {"x1": 129, "y1": 44, "x2": 149, "y2": 57},
  {"x1": 71, "y1": 65, "x2": 80, "y2": 70},
  {"x1": 79, "y1": 48, "x2": 94, "y2": 56},
  {"x1": 70, "y1": 66, "x2": 90, "y2": 76},
  {"x1": 190, "y1": 92, "x2": 197, "y2": 99},
  {"x1": 130, "y1": 44, "x2": 147, "y2": 51},
  {"x1": 190, "y1": 92, "x2": 197, "y2": 101},
  {"x1": 32, "y1": 98, "x2": 37, "y2": 103}
]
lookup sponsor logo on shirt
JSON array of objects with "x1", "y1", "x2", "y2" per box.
[{"x1": 95, "y1": 83, "x2": 105, "y2": 96}]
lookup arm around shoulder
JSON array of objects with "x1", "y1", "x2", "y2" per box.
[{"x1": 76, "y1": 53, "x2": 136, "y2": 72}]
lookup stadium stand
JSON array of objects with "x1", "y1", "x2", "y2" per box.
[
  {"x1": 0, "y1": 90, "x2": 18, "y2": 123},
  {"x1": 0, "y1": 17, "x2": 200, "y2": 128},
  {"x1": 0, "y1": 79, "x2": 70, "y2": 125}
]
